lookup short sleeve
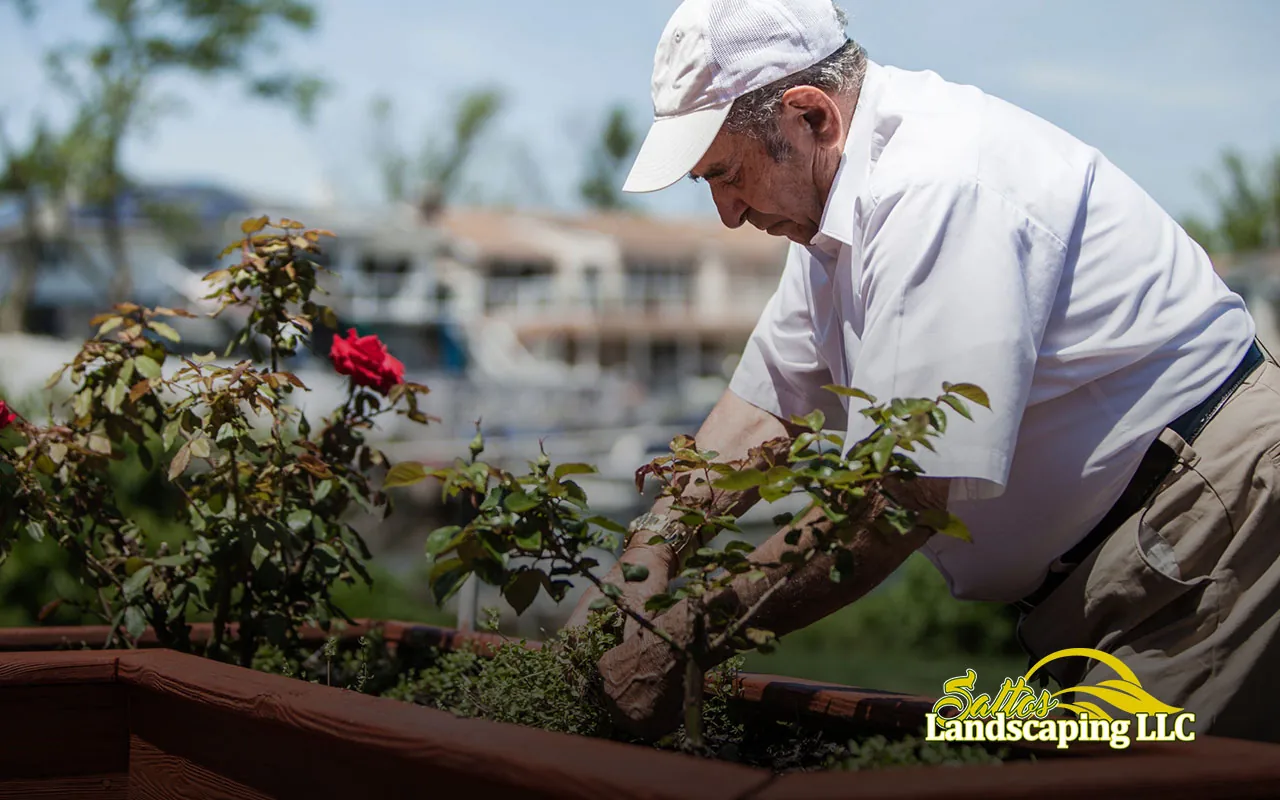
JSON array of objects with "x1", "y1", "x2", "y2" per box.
[
  {"x1": 846, "y1": 179, "x2": 1067, "y2": 501},
  {"x1": 729, "y1": 243, "x2": 846, "y2": 425}
]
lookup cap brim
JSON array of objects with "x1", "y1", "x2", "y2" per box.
[{"x1": 622, "y1": 104, "x2": 732, "y2": 194}]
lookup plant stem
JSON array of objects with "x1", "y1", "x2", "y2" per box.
[
  {"x1": 683, "y1": 611, "x2": 706, "y2": 750},
  {"x1": 709, "y1": 560, "x2": 794, "y2": 654}
]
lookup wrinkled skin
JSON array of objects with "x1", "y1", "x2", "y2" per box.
[{"x1": 689, "y1": 84, "x2": 854, "y2": 246}]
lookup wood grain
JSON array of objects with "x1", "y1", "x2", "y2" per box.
[
  {"x1": 127, "y1": 736, "x2": 273, "y2": 800},
  {"x1": 0, "y1": 684, "x2": 128, "y2": 780},
  {"x1": 0, "y1": 650, "x2": 120, "y2": 686},
  {"x1": 0, "y1": 773, "x2": 127, "y2": 799},
  {"x1": 117, "y1": 649, "x2": 771, "y2": 800}
]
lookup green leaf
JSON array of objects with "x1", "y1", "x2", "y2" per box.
[
  {"x1": 103, "y1": 380, "x2": 127, "y2": 413},
  {"x1": 938, "y1": 394, "x2": 973, "y2": 421},
  {"x1": 189, "y1": 436, "x2": 212, "y2": 459},
  {"x1": 97, "y1": 316, "x2": 124, "y2": 337},
  {"x1": 765, "y1": 465, "x2": 794, "y2": 483},
  {"x1": 601, "y1": 582, "x2": 623, "y2": 600},
  {"x1": 791, "y1": 409, "x2": 826, "y2": 432},
  {"x1": 711, "y1": 469, "x2": 767, "y2": 491},
  {"x1": 822, "y1": 384, "x2": 876, "y2": 403},
  {"x1": 314, "y1": 543, "x2": 342, "y2": 570},
  {"x1": 251, "y1": 543, "x2": 270, "y2": 569},
  {"x1": 771, "y1": 512, "x2": 794, "y2": 527},
  {"x1": 920, "y1": 509, "x2": 973, "y2": 542},
  {"x1": 620, "y1": 562, "x2": 650, "y2": 582},
  {"x1": 26, "y1": 521, "x2": 45, "y2": 542},
  {"x1": 123, "y1": 565, "x2": 153, "y2": 602},
  {"x1": 241, "y1": 215, "x2": 269, "y2": 234},
  {"x1": 644, "y1": 593, "x2": 678, "y2": 614},
  {"x1": 589, "y1": 597, "x2": 614, "y2": 611},
  {"x1": 383, "y1": 461, "x2": 428, "y2": 489},
  {"x1": 134, "y1": 355, "x2": 163, "y2": 380},
  {"x1": 759, "y1": 484, "x2": 792, "y2": 503},
  {"x1": 514, "y1": 527, "x2": 542, "y2": 551},
  {"x1": 504, "y1": 570, "x2": 541, "y2": 615},
  {"x1": 124, "y1": 606, "x2": 148, "y2": 639},
  {"x1": 503, "y1": 492, "x2": 540, "y2": 513},
  {"x1": 943, "y1": 382, "x2": 990, "y2": 409},
  {"x1": 287, "y1": 509, "x2": 313, "y2": 532},
  {"x1": 162, "y1": 420, "x2": 182, "y2": 450},
  {"x1": 871, "y1": 434, "x2": 898, "y2": 473},
  {"x1": 429, "y1": 558, "x2": 470, "y2": 604},
  {"x1": 150, "y1": 321, "x2": 181, "y2": 343},
  {"x1": 586, "y1": 515, "x2": 627, "y2": 535},
  {"x1": 425, "y1": 526, "x2": 463, "y2": 557},
  {"x1": 746, "y1": 570, "x2": 768, "y2": 583},
  {"x1": 553, "y1": 463, "x2": 597, "y2": 480}
]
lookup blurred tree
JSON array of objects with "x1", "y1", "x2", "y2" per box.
[
  {"x1": 579, "y1": 105, "x2": 638, "y2": 212},
  {"x1": 371, "y1": 89, "x2": 505, "y2": 218},
  {"x1": 13, "y1": 0, "x2": 326, "y2": 305},
  {"x1": 1181, "y1": 148, "x2": 1280, "y2": 255},
  {"x1": 0, "y1": 117, "x2": 69, "y2": 333}
]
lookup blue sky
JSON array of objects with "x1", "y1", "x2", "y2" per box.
[{"x1": 1, "y1": 1, "x2": 1277, "y2": 225}]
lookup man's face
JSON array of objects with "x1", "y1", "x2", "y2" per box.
[{"x1": 688, "y1": 130, "x2": 825, "y2": 246}]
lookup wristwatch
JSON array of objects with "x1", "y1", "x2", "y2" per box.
[{"x1": 626, "y1": 511, "x2": 696, "y2": 560}]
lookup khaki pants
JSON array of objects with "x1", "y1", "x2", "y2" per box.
[{"x1": 1018, "y1": 357, "x2": 1280, "y2": 743}]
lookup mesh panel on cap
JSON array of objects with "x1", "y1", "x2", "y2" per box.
[{"x1": 705, "y1": 0, "x2": 844, "y2": 101}]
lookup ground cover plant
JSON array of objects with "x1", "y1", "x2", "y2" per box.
[{"x1": 0, "y1": 217, "x2": 1020, "y2": 774}]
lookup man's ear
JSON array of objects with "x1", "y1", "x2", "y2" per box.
[{"x1": 779, "y1": 86, "x2": 844, "y2": 150}]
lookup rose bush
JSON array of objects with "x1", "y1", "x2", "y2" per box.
[
  {"x1": 0, "y1": 399, "x2": 15, "y2": 430},
  {"x1": 0, "y1": 217, "x2": 433, "y2": 665}
]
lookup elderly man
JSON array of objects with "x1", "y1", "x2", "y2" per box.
[{"x1": 567, "y1": 0, "x2": 1280, "y2": 743}]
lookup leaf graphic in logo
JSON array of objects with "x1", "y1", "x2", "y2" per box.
[
  {"x1": 1053, "y1": 682, "x2": 1181, "y2": 717},
  {"x1": 1024, "y1": 647, "x2": 1184, "y2": 719}
]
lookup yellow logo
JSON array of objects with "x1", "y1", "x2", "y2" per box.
[{"x1": 923, "y1": 647, "x2": 1197, "y2": 750}]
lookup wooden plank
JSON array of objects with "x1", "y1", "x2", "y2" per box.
[
  {"x1": 127, "y1": 736, "x2": 273, "y2": 800},
  {"x1": 732, "y1": 673, "x2": 939, "y2": 737},
  {"x1": 0, "y1": 684, "x2": 129, "y2": 781},
  {"x1": 0, "y1": 773, "x2": 128, "y2": 799},
  {"x1": 0, "y1": 651, "x2": 120, "y2": 686},
  {"x1": 118, "y1": 650, "x2": 772, "y2": 800}
]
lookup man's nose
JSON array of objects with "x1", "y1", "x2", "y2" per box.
[{"x1": 711, "y1": 188, "x2": 746, "y2": 229}]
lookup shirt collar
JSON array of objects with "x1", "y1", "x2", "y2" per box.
[{"x1": 810, "y1": 60, "x2": 887, "y2": 255}]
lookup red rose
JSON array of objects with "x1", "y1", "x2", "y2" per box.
[
  {"x1": 329, "y1": 328, "x2": 405, "y2": 396},
  {"x1": 0, "y1": 399, "x2": 15, "y2": 430}
]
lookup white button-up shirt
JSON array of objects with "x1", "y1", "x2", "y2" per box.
[{"x1": 728, "y1": 60, "x2": 1256, "y2": 602}]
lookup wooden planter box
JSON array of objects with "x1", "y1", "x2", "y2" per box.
[{"x1": 2, "y1": 620, "x2": 1279, "y2": 799}]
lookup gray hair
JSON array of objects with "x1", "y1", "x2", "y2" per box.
[{"x1": 723, "y1": 4, "x2": 867, "y2": 161}]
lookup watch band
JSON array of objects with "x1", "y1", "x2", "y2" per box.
[{"x1": 626, "y1": 511, "x2": 696, "y2": 558}]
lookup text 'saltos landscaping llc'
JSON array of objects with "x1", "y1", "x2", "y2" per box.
[{"x1": 925, "y1": 648, "x2": 1197, "y2": 750}]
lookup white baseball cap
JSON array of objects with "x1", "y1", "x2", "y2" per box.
[{"x1": 622, "y1": 0, "x2": 848, "y2": 194}]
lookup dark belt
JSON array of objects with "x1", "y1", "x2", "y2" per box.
[{"x1": 1014, "y1": 340, "x2": 1266, "y2": 614}]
